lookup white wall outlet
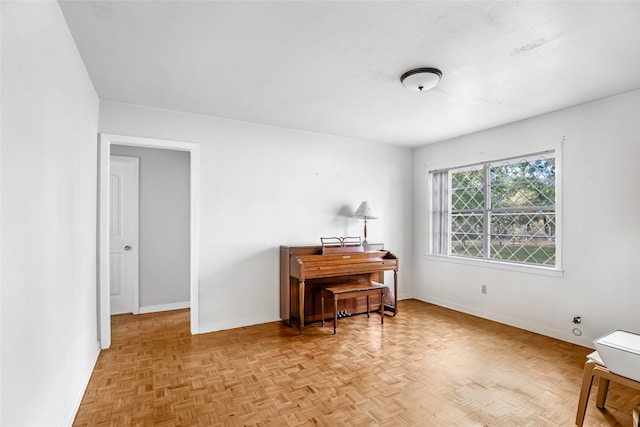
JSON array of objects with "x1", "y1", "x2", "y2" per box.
[{"x1": 481, "y1": 284, "x2": 487, "y2": 294}]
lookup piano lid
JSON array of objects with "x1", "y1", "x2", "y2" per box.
[{"x1": 290, "y1": 249, "x2": 397, "y2": 280}]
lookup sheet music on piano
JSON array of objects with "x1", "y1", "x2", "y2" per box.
[{"x1": 320, "y1": 236, "x2": 363, "y2": 254}]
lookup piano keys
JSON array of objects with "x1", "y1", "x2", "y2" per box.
[{"x1": 280, "y1": 243, "x2": 398, "y2": 331}]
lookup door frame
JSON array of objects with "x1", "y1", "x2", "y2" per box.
[{"x1": 98, "y1": 133, "x2": 200, "y2": 349}]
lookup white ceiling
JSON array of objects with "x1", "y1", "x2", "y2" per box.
[{"x1": 59, "y1": 1, "x2": 640, "y2": 147}]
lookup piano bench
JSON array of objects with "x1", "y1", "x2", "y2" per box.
[{"x1": 320, "y1": 283, "x2": 384, "y2": 334}]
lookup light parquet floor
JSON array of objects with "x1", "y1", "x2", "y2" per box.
[{"x1": 74, "y1": 299, "x2": 640, "y2": 426}]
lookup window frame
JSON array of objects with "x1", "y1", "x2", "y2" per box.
[{"x1": 428, "y1": 149, "x2": 563, "y2": 275}]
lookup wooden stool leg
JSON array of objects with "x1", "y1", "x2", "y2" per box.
[
  {"x1": 576, "y1": 360, "x2": 597, "y2": 427},
  {"x1": 380, "y1": 289, "x2": 384, "y2": 324},
  {"x1": 596, "y1": 377, "x2": 610, "y2": 409}
]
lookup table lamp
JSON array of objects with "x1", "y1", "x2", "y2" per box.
[{"x1": 353, "y1": 201, "x2": 377, "y2": 244}]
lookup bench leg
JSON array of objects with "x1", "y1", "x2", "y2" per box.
[
  {"x1": 366, "y1": 295, "x2": 370, "y2": 318},
  {"x1": 321, "y1": 290, "x2": 325, "y2": 328},
  {"x1": 380, "y1": 289, "x2": 384, "y2": 324},
  {"x1": 333, "y1": 297, "x2": 338, "y2": 334}
]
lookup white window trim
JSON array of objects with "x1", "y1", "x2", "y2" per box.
[{"x1": 426, "y1": 144, "x2": 563, "y2": 275}]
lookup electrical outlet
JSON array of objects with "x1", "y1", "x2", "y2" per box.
[{"x1": 481, "y1": 284, "x2": 487, "y2": 294}]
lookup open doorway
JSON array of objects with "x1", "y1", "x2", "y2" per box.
[
  {"x1": 98, "y1": 134, "x2": 200, "y2": 349},
  {"x1": 110, "y1": 146, "x2": 190, "y2": 315}
]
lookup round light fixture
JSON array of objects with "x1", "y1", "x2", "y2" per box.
[{"x1": 400, "y1": 67, "x2": 442, "y2": 92}]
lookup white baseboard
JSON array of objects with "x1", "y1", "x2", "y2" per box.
[
  {"x1": 62, "y1": 341, "x2": 101, "y2": 426},
  {"x1": 139, "y1": 300, "x2": 190, "y2": 314},
  {"x1": 199, "y1": 314, "x2": 280, "y2": 335},
  {"x1": 412, "y1": 294, "x2": 596, "y2": 349}
]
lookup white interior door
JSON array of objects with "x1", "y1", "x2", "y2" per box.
[{"x1": 110, "y1": 155, "x2": 139, "y2": 315}]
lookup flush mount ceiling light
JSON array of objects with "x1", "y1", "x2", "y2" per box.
[{"x1": 400, "y1": 67, "x2": 442, "y2": 92}]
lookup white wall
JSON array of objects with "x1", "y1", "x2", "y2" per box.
[
  {"x1": 1, "y1": 1, "x2": 100, "y2": 425},
  {"x1": 110, "y1": 145, "x2": 191, "y2": 312},
  {"x1": 413, "y1": 90, "x2": 640, "y2": 348},
  {"x1": 99, "y1": 101, "x2": 414, "y2": 333}
]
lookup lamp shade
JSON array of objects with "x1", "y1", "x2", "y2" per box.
[{"x1": 353, "y1": 201, "x2": 377, "y2": 219}]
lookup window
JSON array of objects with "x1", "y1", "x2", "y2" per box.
[{"x1": 431, "y1": 152, "x2": 557, "y2": 268}]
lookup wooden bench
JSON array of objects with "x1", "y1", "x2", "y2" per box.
[{"x1": 320, "y1": 282, "x2": 384, "y2": 334}]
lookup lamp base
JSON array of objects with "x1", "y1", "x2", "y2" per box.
[{"x1": 363, "y1": 221, "x2": 368, "y2": 245}]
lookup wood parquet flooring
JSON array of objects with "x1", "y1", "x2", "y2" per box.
[{"x1": 73, "y1": 299, "x2": 640, "y2": 426}]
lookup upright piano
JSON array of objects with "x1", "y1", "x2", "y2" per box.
[{"x1": 280, "y1": 243, "x2": 398, "y2": 330}]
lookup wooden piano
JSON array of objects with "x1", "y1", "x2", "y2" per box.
[{"x1": 280, "y1": 240, "x2": 398, "y2": 331}]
